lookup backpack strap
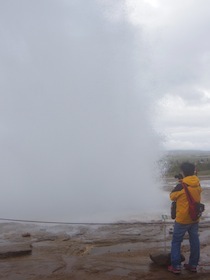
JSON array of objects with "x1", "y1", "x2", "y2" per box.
[{"x1": 182, "y1": 182, "x2": 195, "y2": 204}]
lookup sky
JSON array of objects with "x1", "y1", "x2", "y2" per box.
[
  {"x1": 125, "y1": 0, "x2": 210, "y2": 151},
  {"x1": 0, "y1": 0, "x2": 209, "y2": 222}
]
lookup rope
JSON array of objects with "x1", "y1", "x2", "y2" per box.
[
  {"x1": 0, "y1": 218, "x2": 114, "y2": 225},
  {"x1": 0, "y1": 217, "x2": 169, "y2": 225},
  {"x1": 1, "y1": 217, "x2": 209, "y2": 226}
]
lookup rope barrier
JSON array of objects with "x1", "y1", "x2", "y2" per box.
[
  {"x1": 0, "y1": 218, "x2": 115, "y2": 225},
  {"x1": 0, "y1": 217, "x2": 209, "y2": 226},
  {"x1": 0, "y1": 217, "x2": 171, "y2": 225}
]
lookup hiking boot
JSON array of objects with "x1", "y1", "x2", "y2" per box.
[
  {"x1": 184, "y1": 263, "x2": 197, "y2": 272},
  {"x1": 168, "y1": 265, "x2": 181, "y2": 274}
]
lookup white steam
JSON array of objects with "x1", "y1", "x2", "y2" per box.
[{"x1": 0, "y1": 0, "x2": 167, "y2": 222}]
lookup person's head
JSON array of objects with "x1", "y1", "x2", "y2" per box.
[{"x1": 180, "y1": 162, "x2": 195, "y2": 177}]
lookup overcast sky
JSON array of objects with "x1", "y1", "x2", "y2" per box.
[
  {"x1": 126, "y1": 0, "x2": 210, "y2": 151},
  {"x1": 0, "y1": 0, "x2": 209, "y2": 222}
]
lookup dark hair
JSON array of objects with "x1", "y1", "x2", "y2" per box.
[{"x1": 180, "y1": 162, "x2": 195, "y2": 177}]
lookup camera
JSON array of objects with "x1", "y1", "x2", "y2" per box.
[{"x1": 174, "y1": 173, "x2": 183, "y2": 180}]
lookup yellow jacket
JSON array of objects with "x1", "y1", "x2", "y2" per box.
[{"x1": 170, "y1": 175, "x2": 202, "y2": 224}]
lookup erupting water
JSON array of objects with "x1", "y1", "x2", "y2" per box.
[{"x1": 0, "y1": 1, "x2": 168, "y2": 223}]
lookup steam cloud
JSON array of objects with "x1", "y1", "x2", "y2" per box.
[{"x1": 0, "y1": 0, "x2": 167, "y2": 222}]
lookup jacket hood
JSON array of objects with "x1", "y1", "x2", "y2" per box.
[{"x1": 182, "y1": 175, "x2": 200, "y2": 187}]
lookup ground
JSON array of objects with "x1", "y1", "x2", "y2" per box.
[
  {"x1": 0, "y1": 179, "x2": 210, "y2": 280},
  {"x1": 0, "y1": 219, "x2": 210, "y2": 280}
]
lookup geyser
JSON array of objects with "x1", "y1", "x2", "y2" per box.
[{"x1": 0, "y1": 0, "x2": 167, "y2": 223}]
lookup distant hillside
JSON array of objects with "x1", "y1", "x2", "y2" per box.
[
  {"x1": 166, "y1": 149, "x2": 210, "y2": 154},
  {"x1": 162, "y1": 150, "x2": 210, "y2": 176}
]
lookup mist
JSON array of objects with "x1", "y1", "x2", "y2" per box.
[{"x1": 0, "y1": 0, "x2": 167, "y2": 223}]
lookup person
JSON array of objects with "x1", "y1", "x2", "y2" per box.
[{"x1": 168, "y1": 162, "x2": 202, "y2": 274}]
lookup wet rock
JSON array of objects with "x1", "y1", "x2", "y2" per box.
[
  {"x1": 0, "y1": 243, "x2": 32, "y2": 258},
  {"x1": 22, "y1": 232, "x2": 31, "y2": 237},
  {"x1": 169, "y1": 227, "x2": 174, "y2": 234},
  {"x1": 35, "y1": 236, "x2": 57, "y2": 242},
  {"x1": 149, "y1": 252, "x2": 185, "y2": 266}
]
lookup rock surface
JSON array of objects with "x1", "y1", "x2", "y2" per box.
[
  {"x1": 0, "y1": 243, "x2": 32, "y2": 258},
  {"x1": 0, "y1": 220, "x2": 210, "y2": 280}
]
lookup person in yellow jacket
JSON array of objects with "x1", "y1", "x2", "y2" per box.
[{"x1": 168, "y1": 162, "x2": 202, "y2": 274}]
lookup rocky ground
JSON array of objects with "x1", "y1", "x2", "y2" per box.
[
  {"x1": 0, "y1": 179, "x2": 210, "y2": 280},
  {"x1": 0, "y1": 220, "x2": 210, "y2": 280}
]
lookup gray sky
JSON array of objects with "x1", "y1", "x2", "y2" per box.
[{"x1": 126, "y1": 0, "x2": 210, "y2": 150}]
